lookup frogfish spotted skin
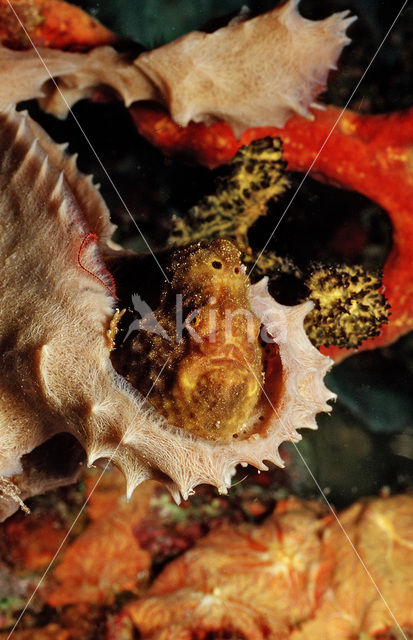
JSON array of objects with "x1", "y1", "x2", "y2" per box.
[{"x1": 113, "y1": 240, "x2": 264, "y2": 441}]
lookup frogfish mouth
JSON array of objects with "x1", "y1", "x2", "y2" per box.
[{"x1": 111, "y1": 239, "x2": 271, "y2": 441}]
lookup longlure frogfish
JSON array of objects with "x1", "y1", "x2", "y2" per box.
[
  {"x1": 0, "y1": 106, "x2": 335, "y2": 521},
  {"x1": 112, "y1": 240, "x2": 264, "y2": 441}
]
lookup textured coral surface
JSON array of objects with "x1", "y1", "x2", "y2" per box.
[
  {"x1": 0, "y1": 0, "x2": 117, "y2": 50},
  {"x1": 122, "y1": 494, "x2": 413, "y2": 640},
  {"x1": 46, "y1": 477, "x2": 154, "y2": 607},
  {"x1": 1, "y1": 469, "x2": 412, "y2": 640}
]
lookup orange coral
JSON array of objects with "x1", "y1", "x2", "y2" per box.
[
  {"x1": 130, "y1": 104, "x2": 238, "y2": 168},
  {"x1": 3, "y1": 513, "x2": 68, "y2": 571},
  {"x1": 45, "y1": 472, "x2": 157, "y2": 606},
  {"x1": 291, "y1": 495, "x2": 413, "y2": 639},
  {"x1": 0, "y1": 0, "x2": 117, "y2": 50},
  {"x1": 2, "y1": 489, "x2": 412, "y2": 639},
  {"x1": 123, "y1": 498, "x2": 334, "y2": 639},
  {"x1": 118, "y1": 495, "x2": 413, "y2": 640},
  {"x1": 84, "y1": 465, "x2": 129, "y2": 523},
  {"x1": 131, "y1": 104, "x2": 413, "y2": 361}
]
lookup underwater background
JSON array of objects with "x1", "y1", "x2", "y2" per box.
[{"x1": 1, "y1": 0, "x2": 412, "y2": 637}]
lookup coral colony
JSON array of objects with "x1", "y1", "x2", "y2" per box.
[{"x1": 0, "y1": 0, "x2": 412, "y2": 638}]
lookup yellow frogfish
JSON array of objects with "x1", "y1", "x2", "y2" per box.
[{"x1": 112, "y1": 239, "x2": 264, "y2": 441}]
